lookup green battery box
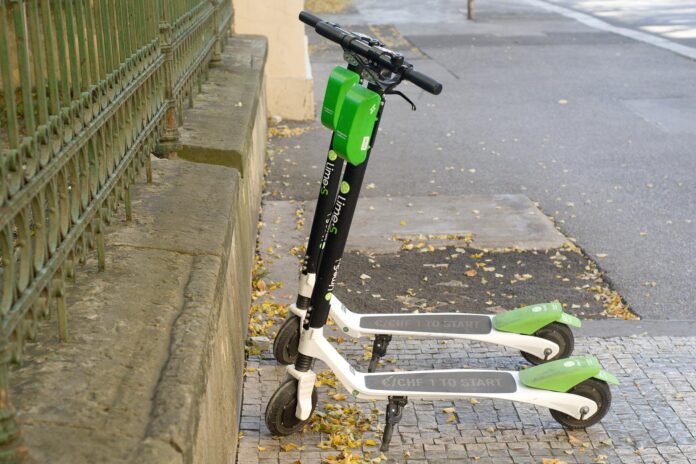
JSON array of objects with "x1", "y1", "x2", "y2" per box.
[
  {"x1": 333, "y1": 85, "x2": 381, "y2": 166},
  {"x1": 321, "y1": 67, "x2": 361, "y2": 130}
]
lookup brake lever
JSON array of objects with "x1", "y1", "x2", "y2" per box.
[{"x1": 386, "y1": 90, "x2": 417, "y2": 111}]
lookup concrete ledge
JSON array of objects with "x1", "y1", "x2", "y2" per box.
[
  {"x1": 179, "y1": 35, "x2": 268, "y2": 313},
  {"x1": 12, "y1": 160, "x2": 244, "y2": 463},
  {"x1": 179, "y1": 35, "x2": 268, "y2": 176}
]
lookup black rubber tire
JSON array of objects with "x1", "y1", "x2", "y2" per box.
[
  {"x1": 265, "y1": 378, "x2": 318, "y2": 436},
  {"x1": 521, "y1": 322, "x2": 575, "y2": 365},
  {"x1": 273, "y1": 316, "x2": 301, "y2": 365},
  {"x1": 551, "y1": 378, "x2": 612, "y2": 429}
]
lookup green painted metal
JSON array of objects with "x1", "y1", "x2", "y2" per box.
[
  {"x1": 333, "y1": 86, "x2": 381, "y2": 166},
  {"x1": 593, "y1": 369, "x2": 620, "y2": 386},
  {"x1": 492, "y1": 301, "x2": 581, "y2": 335},
  {"x1": 519, "y1": 356, "x2": 619, "y2": 393},
  {"x1": 321, "y1": 67, "x2": 360, "y2": 130},
  {"x1": 0, "y1": 1, "x2": 233, "y2": 460}
]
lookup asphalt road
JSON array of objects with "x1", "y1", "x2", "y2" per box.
[{"x1": 269, "y1": 0, "x2": 696, "y2": 320}]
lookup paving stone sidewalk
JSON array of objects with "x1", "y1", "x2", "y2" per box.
[{"x1": 238, "y1": 325, "x2": 696, "y2": 463}]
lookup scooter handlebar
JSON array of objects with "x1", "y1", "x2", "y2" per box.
[
  {"x1": 299, "y1": 11, "x2": 322, "y2": 27},
  {"x1": 315, "y1": 21, "x2": 349, "y2": 45},
  {"x1": 403, "y1": 68, "x2": 443, "y2": 95},
  {"x1": 299, "y1": 11, "x2": 443, "y2": 96}
]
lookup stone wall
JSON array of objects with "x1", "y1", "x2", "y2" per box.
[{"x1": 9, "y1": 35, "x2": 268, "y2": 464}]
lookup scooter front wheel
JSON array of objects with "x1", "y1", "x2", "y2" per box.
[
  {"x1": 273, "y1": 316, "x2": 301, "y2": 365},
  {"x1": 265, "y1": 378, "x2": 318, "y2": 436},
  {"x1": 551, "y1": 378, "x2": 612, "y2": 429},
  {"x1": 521, "y1": 322, "x2": 574, "y2": 365}
]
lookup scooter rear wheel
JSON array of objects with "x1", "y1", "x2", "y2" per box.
[
  {"x1": 551, "y1": 378, "x2": 612, "y2": 429},
  {"x1": 521, "y1": 322, "x2": 574, "y2": 365},
  {"x1": 273, "y1": 316, "x2": 301, "y2": 365},
  {"x1": 265, "y1": 378, "x2": 318, "y2": 436}
]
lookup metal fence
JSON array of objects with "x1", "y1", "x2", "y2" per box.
[{"x1": 0, "y1": 0, "x2": 233, "y2": 459}]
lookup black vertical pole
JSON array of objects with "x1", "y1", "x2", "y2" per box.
[
  {"x1": 296, "y1": 140, "x2": 345, "y2": 309},
  {"x1": 307, "y1": 84, "x2": 385, "y2": 330},
  {"x1": 296, "y1": 63, "x2": 360, "y2": 310}
]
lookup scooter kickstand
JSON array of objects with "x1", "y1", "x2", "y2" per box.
[
  {"x1": 380, "y1": 396, "x2": 408, "y2": 452},
  {"x1": 368, "y1": 334, "x2": 392, "y2": 373}
]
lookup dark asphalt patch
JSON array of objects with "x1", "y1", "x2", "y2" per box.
[{"x1": 334, "y1": 245, "x2": 631, "y2": 320}]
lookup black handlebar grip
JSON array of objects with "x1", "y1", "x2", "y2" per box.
[
  {"x1": 315, "y1": 21, "x2": 346, "y2": 45},
  {"x1": 404, "y1": 68, "x2": 443, "y2": 95},
  {"x1": 299, "y1": 11, "x2": 322, "y2": 27}
]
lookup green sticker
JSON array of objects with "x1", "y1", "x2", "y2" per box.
[
  {"x1": 328, "y1": 150, "x2": 338, "y2": 161},
  {"x1": 343, "y1": 327, "x2": 349, "y2": 332},
  {"x1": 325, "y1": 292, "x2": 332, "y2": 301},
  {"x1": 340, "y1": 181, "x2": 350, "y2": 194}
]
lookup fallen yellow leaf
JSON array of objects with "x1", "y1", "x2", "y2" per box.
[{"x1": 280, "y1": 442, "x2": 304, "y2": 452}]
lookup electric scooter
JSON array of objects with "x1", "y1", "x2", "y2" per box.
[
  {"x1": 273, "y1": 35, "x2": 581, "y2": 372},
  {"x1": 265, "y1": 12, "x2": 618, "y2": 451}
]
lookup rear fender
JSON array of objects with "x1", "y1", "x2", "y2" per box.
[
  {"x1": 492, "y1": 301, "x2": 581, "y2": 335},
  {"x1": 519, "y1": 356, "x2": 619, "y2": 393}
]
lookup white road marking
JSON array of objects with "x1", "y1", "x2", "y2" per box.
[{"x1": 524, "y1": 0, "x2": 696, "y2": 61}]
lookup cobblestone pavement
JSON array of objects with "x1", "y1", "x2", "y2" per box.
[{"x1": 238, "y1": 327, "x2": 696, "y2": 463}]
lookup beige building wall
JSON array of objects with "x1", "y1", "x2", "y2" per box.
[{"x1": 234, "y1": 0, "x2": 315, "y2": 120}]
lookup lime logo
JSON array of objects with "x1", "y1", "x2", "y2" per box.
[
  {"x1": 532, "y1": 306, "x2": 543, "y2": 313},
  {"x1": 340, "y1": 181, "x2": 350, "y2": 194},
  {"x1": 325, "y1": 292, "x2": 332, "y2": 301},
  {"x1": 328, "y1": 150, "x2": 338, "y2": 161},
  {"x1": 564, "y1": 360, "x2": 576, "y2": 368},
  {"x1": 343, "y1": 327, "x2": 349, "y2": 332},
  {"x1": 352, "y1": 389, "x2": 359, "y2": 397},
  {"x1": 369, "y1": 104, "x2": 377, "y2": 114},
  {"x1": 361, "y1": 136, "x2": 370, "y2": 151}
]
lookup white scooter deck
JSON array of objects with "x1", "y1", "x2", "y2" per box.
[
  {"x1": 290, "y1": 296, "x2": 561, "y2": 359},
  {"x1": 289, "y1": 327, "x2": 597, "y2": 421}
]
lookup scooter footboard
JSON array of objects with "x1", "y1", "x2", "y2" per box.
[
  {"x1": 327, "y1": 298, "x2": 560, "y2": 359},
  {"x1": 358, "y1": 369, "x2": 597, "y2": 420},
  {"x1": 359, "y1": 313, "x2": 493, "y2": 335},
  {"x1": 305, "y1": 329, "x2": 598, "y2": 421},
  {"x1": 365, "y1": 370, "x2": 516, "y2": 394}
]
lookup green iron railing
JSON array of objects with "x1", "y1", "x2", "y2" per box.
[{"x1": 0, "y1": 0, "x2": 233, "y2": 460}]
